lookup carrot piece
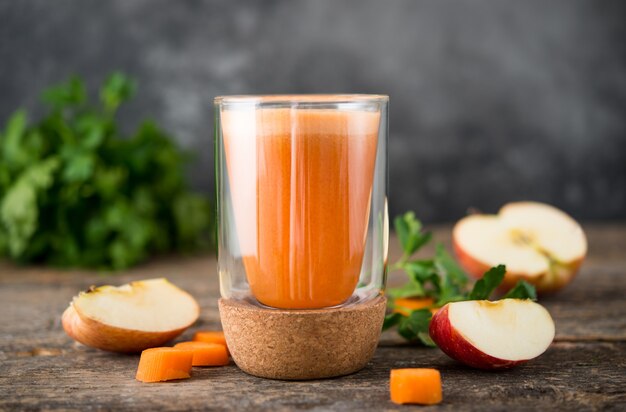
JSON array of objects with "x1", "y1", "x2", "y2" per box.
[
  {"x1": 174, "y1": 341, "x2": 229, "y2": 366},
  {"x1": 393, "y1": 297, "x2": 436, "y2": 316},
  {"x1": 135, "y1": 347, "x2": 193, "y2": 383},
  {"x1": 193, "y1": 331, "x2": 228, "y2": 348},
  {"x1": 390, "y1": 368, "x2": 442, "y2": 405}
]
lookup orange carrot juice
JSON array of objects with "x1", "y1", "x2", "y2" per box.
[{"x1": 221, "y1": 107, "x2": 380, "y2": 309}]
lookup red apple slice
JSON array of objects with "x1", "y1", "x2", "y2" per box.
[
  {"x1": 429, "y1": 299, "x2": 555, "y2": 370},
  {"x1": 453, "y1": 202, "x2": 587, "y2": 293},
  {"x1": 62, "y1": 278, "x2": 199, "y2": 353}
]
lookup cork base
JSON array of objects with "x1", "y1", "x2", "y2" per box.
[{"x1": 218, "y1": 296, "x2": 386, "y2": 380}]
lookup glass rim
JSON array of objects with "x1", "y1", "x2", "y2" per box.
[{"x1": 214, "y1": 94, "x2": 389, "y2": 106}]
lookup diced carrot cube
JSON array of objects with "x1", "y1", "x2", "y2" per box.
[
  {"x1": 390, "y1": 368, "x2": 442, "y2": 405},
  {"x1": 193, "y1": 331, "x2": 228, "y2": 350},
  {"x1": 393, "y1": 297, "x2": 435, "y2": 316},
  {"x1": 135, "y1": 347, "x2": 193, "y2": 383},
  {"x1": 174, "y1": 341, "x2": 229, "y2": 366}
]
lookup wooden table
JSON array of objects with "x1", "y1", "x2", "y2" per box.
[{"x1": 1, "y1": 225, "x2": 625, "y2": 411}]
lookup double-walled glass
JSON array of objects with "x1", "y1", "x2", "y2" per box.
[{"x1": 215, "y1": 95, "x2": 388, "y2": 310}]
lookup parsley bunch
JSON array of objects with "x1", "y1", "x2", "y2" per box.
[
  {"x1": 384, "y1": 212, "x2": 536, "y2": 346},
  {"x1": 0, "y1": 73, "x2": 211, "y2": 269}
]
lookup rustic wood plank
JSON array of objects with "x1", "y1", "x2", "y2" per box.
[
  {"x1": 1, "y1": 341, "x2": 624, "y2": 411},
  {"x1": 1, "y1": 224, "x2": 625, "y2": 410}
]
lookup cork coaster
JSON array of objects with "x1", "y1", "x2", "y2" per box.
[{"x1": 219, "y1": 296, "x2": 387, "y2": 380}]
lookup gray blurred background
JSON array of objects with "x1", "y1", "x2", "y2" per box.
[{"x1": 1, "y1": 0, "x2": 624, "y2": 222}]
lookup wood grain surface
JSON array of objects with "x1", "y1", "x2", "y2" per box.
[{"x1": 1, "y1": 224, "x2": 624, "y2": 411}]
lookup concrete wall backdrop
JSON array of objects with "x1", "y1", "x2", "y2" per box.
[{"x1": 1, "y1": 0, "x2": 624, "y2": 222}]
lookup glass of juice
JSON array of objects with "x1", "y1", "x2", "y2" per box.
[{"x1": 215, "y1": 95, "x2": 388, "y2": 310}]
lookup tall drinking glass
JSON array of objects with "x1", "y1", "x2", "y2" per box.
[{"x1": 215, "y1": 95, "x2": 388, "y2": 310}]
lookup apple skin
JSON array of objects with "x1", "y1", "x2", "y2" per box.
[
  {"x1": 429, "y1": 305, "x2": 526, "y2": 370},
  {"x1": 453, "y1": 239, "x2": 584, "y2": 294},
  {"x1": 62, "y1": 305, "x2": 192, "y2": 353}
]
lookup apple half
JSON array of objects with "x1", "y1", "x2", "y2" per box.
[
  {"x1": 453, "y1": 202, "x2": 587, "y2": 293},
  {"x1": 62, "y1": 278, "x2": 199, "y2": 353},
  {"x1": 429, "y1": 299, "x2": 555, "y2": 370}
]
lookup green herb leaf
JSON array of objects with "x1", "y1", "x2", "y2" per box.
[
  {"x1": 41, "y1": 76, "x2": 86, "y2": 108},
  {"x1": 1, "y1": 183, "x2": 37, "y2": 257},
  {"x1": 1, "y1": 110, "x2": 30, "y2": 170},
  {"x1": 404, "y1": 260, "x2": 436, "y2": 282},
  {"x1": 386, "y1": 281, "x2": 425, "y2": 299},
  {"x1": 394, "y1": 212, "x2": 432, "y2": 258},
  {"x1": 433, "y1": 244, "x2": 470, "y2": 305},
  {"x1": 383, "y1": 313, "x2": 403, "y2": 330},
  {"x1": 397, "y1": 309, "x2": 435, "y2": 347},
  {"x1": 434, "y1": 244, "x2": 468, "y2": 289},
  {"x1": 0, "y1": 158, "x2": 59, "y2": 257},
  {"x1": 403, "y1": 260, "x2": 443, "y2": 298},
  {"x1": 61, "y1": 151, "x2": 95, "y2": 183},
  {"x1": 75, "y1": 114, "x2": 107, "y2": 149},
  {"x1": 100, "y1": 72, "x2": 136, "y2": 113},
  {"x1": 468, "y1": 264, "x2": 506, "y2": 300},
  {"x1": 502, "y1": 280, "x2": 537, "y2": 300},
  {"x1": 417, "y1": 332, "x2": 436, "y2": 347}
]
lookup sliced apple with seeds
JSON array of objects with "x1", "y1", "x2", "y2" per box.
[
  {"x1": 453, "y1": 201, "x2": 587, "y2": 293},
  {"x1": 62, "y1": 278, "x2": 199, "y2": 353},
  {"x1": 429, "y1": 299, "x2": 555, "y2": 370}
]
